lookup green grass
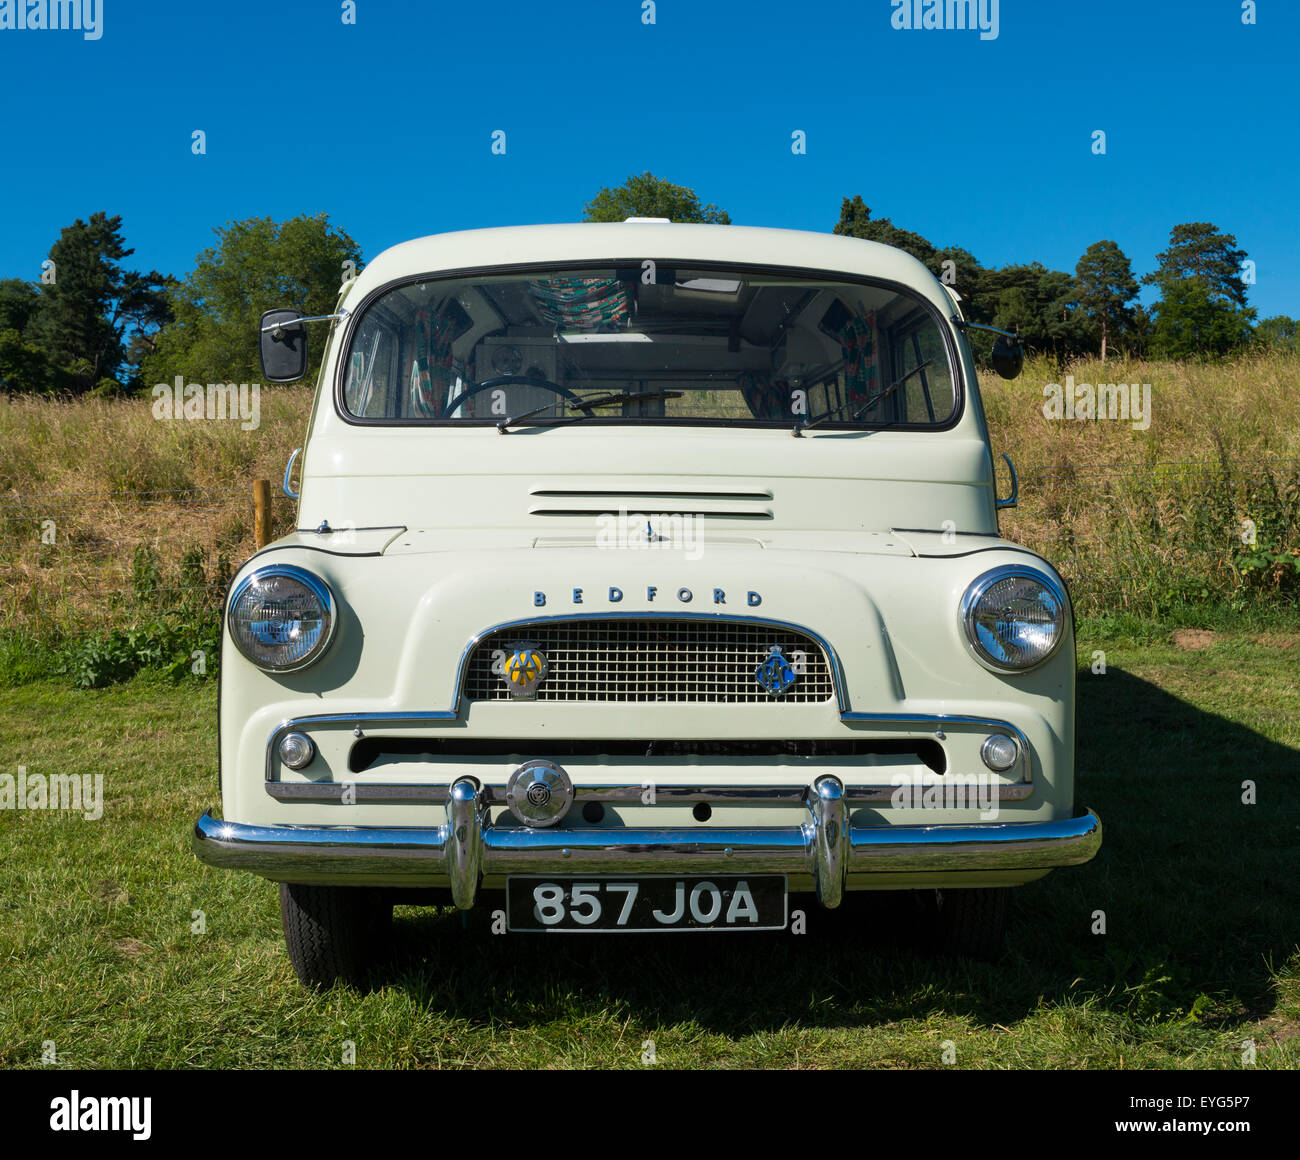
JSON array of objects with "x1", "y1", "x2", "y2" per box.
[{"x1": 1, "y1": 632, "x2": 1297, "y2": 1069}]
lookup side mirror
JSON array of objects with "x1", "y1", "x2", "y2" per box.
[
  {"x1": 259, "y1": 309, "x2": 309, "y2": 382},
  {"x1": 991, "y1": 333, "x2": 1024, "y2": 380}
]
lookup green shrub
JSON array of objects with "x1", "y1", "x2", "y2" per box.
[{"x1": 61, "y1": 617, "x2": 220, "y2": 689}]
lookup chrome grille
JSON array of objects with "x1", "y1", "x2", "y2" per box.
[{"x1": 465, "y1": 618, "x2": 836, "y2": 703}]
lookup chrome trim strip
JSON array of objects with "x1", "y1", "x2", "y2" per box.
[
  {"x1": 261, "y1": 311, "x2": 347, "y2": 334},
  {"x1": 264, "y1": 709, "x2": 1035, "y2": 786},
  {"x1": 282, "y1": 447, "x2": 302, "y2": 500},
  {"x1": 453, "y1": 611, "x2": 849, "y2": 712},
  {"x1": 576, "y1": 783, "x2": 809, "y2": 804},
  {"x1": 481, "y1": 825, "x2": 811, "y2": 878},
  {"x1": 193, "y1": 798, "x2": 1101, "y2": 893},
  {"x1": 264, "y1": 780, "x2": 1035, "y2": 805},
  {"x1": 265, "y1": 712, "x2": 459, "y2": 781},
  {"x1": 996, "y1": 452, "x2": 1019, "y2": 509},
  {"x1": 838, "y1": 712, "x2": 1033, "y2": 784},
  {"x1": 847, "y1": 809, "x2": 1101, "y2": 872}
]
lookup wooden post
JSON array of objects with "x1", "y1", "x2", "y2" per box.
[{"x1": 254, "y1": 479, "x2": 271, "y2": 548}]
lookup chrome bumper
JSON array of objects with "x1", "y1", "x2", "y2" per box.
[{"x1": 194, "y1": 776, "x2": 1101, "y2": 907}]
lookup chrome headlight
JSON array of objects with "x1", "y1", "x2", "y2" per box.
[
  {"x1": 227, "y1": 564, "x2": 336, "y2": 672},
  {"x1": 960, "y1": 566, "x2": 1067, "y2": 674}
]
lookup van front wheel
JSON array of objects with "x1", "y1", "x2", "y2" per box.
[{"x1": 279, "y1": 883, "x2": 392, "y2": 988}]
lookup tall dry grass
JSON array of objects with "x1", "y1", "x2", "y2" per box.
[
  {"x1": 987, "y1": 351, "x2": 1300, "y2": 614},
  {"x1": 1, "y1": 350, "x2": 1298, "y2": 636},
  {"x1": 0, "y1": 386, "x2": 313, "y2": 635}
]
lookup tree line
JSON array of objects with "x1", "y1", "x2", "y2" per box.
[
  {"x1": 829, "y1": 195, "x2": 1270, "y2": 362},
  {"x1": 1, "y1": 175, "x2": 1295, "y2": 397}
]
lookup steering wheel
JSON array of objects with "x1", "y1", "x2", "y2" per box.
[{"x1": 443, "y1": 375, "x2": 581, "y2": 416}]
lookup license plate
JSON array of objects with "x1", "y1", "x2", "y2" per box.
[{"x1": 506, "y1": 875, "x2": 787, "y2": 932}]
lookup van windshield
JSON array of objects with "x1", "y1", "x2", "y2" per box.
[{"x1": 339, "y1": 265, "x2": 958, "y2": 428}]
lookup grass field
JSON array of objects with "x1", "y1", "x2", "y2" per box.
[
  {"x1": 2, "y1": 631, "x2": 1296, "y2": 1070},
  {"x1": 1, "y1": 351, "x2": 1297, "y2": 1068},
  {"x1": 2, "y1": 350, "x2": 1298, "y2": 644}
]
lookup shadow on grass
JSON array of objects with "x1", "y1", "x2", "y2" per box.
[{"x1": 365, "y1": 667, "x2": 1299, "y2": 1034}]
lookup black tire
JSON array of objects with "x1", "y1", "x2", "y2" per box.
[
  {"x1": 932, "y1": 886, "x2": 1010, "y2": 961},
  {"x1": 279, "y1": 883, "x2": 393, "y2": 988}
]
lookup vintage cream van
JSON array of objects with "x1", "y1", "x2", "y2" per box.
[{"x1": 192, "y1": 221, "x2": 1101, "y2": 987}]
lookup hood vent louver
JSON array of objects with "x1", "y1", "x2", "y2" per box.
[{"x1": 529, "y1": 487, "x2": 774, "y2": 520}]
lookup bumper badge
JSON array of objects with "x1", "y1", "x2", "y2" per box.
[
  {"x1": 497, "y1": 642, "x2": 549, "y2": 699},
  {"x1": 756, "y1": 645, "x2": 798, "y2": 696}
]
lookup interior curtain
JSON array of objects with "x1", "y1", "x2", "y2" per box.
[
  {"x1": 410, "y1": 306, "x2": 460, "y2": 418},
  {"x1": 839, "y1": 313, "x2": 878, "y2": 403},
  {"x1": 738, "y1": 372, "x2": 791, "y2": 419},
  {"x1": 739, "y1": 311, "x2": 879, "y2": 421},
  {"x1": 528, "y1": 276, "x2": 632, "y2": 329}
]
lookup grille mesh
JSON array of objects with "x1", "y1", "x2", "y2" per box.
[{"x1": 465, "y1": 619, "x2": 835, "y2": 703}]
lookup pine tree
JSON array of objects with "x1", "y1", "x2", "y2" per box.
[
  {"x1": 26, "y1": 213, "x2": 170, "y2": 393},
  {"x1": 1143, "y1": 222, "x2": 1250, "y2": 306},
  {"x1": 1143, "y1": 223, "x2": 1255, "y2": 357},
  {"x1": 1075, "y1": 240, "x2": 1138, "y2": 361}
]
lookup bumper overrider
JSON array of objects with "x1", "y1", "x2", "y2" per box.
[{"x1": 193, "y1": 775, "x2": 1102, "y2": 908}]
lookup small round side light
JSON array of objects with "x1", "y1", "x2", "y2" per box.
[
  {"x1": 278, "y1": 732, "x2": 316, "y2": 770},
  {"x1": 980, "y1": 734, "x2": 1019, "y2": 773}
]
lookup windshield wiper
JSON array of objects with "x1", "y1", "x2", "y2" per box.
[
  {"x1": 572, "y1": 389, "x2": 683, "y2": 412},
  {"x1": 849, "y1": 359, "x2": 933, "y2": 420},
  {"x1": 497, "y1": 389, "x2": 685, "y2": 431},
  {"x1": 497, "y1": 404, "x2": 565, "y2": 433},
  {"x1": 793, "y1": 360, "x2": 934, "y2": 436}
]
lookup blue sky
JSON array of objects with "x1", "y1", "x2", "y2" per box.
[{"x1": 0, "y1": 0, "x2": 1294, "y2": 318}]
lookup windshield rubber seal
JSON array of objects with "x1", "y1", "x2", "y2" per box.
[{"x1": 330, "y1": 258, "x2": 966, "y2": 433}]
